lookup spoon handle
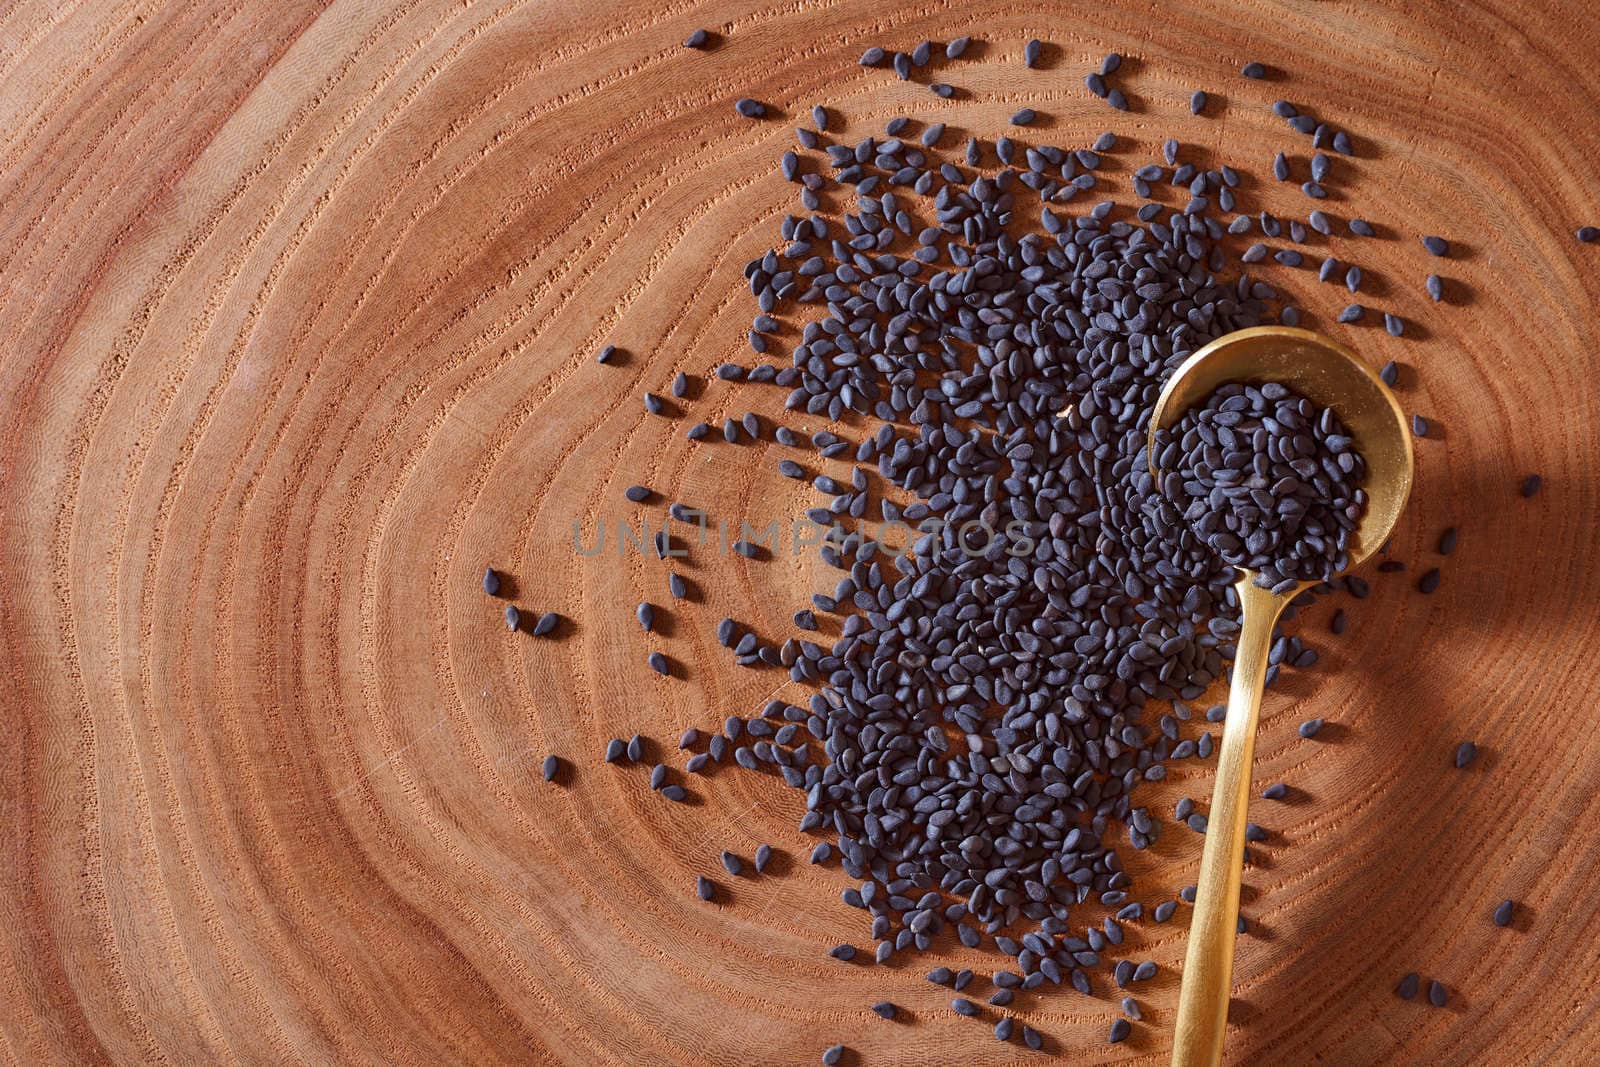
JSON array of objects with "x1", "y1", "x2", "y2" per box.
[{"x1": 1172, "y1": 577, "x2": 1290, "y2": 1067}]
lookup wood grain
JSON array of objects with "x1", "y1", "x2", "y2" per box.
[{"x1": 3, "y1": 1, "x2": 1598, "y2": 1063}]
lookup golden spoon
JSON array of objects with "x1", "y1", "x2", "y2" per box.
[{"x1": 1150, "y1": 326, "x2": 1414, "y2": 1067}]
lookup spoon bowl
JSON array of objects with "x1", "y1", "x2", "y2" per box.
[{"x1": 1156, "y1": 326, "x2": 1414, "y2": 1067}]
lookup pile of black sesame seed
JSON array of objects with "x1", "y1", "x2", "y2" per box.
[
  {"x1": 539, "y1": 34, "x2": 1567, "y2": 1058},
  {"x1": 697, "y1": 74, "x2": 1347, "y2": 1009},
  {"x1": 1155, "y1": 381, "x2": 1367, "y2": 591},
  {"x1": 681, "y1": 57, "x2": 1426, "y2": 1055}
]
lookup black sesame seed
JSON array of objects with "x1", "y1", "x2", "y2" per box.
[{"x1": 1493, "y1": 899, "x2": 1515, "y2": 927}]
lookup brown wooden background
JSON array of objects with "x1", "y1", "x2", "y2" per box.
[{"x1": 3, "y1": 0, "x2": 1598, "y2": 1063}]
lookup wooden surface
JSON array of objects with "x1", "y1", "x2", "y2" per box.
[{"x1": 3, "y1": 1, "x2": 1599, "y2": 1063}]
